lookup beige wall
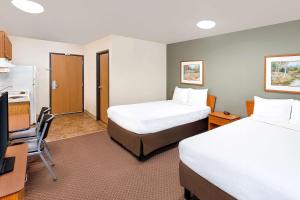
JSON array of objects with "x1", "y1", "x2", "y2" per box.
[
  {"x1": 110, "y1": 35, "x2": 166, "y2": 106},
  {"x1": 83, "y1": 35, "x2": 167, "y2": 116},
  {"x1": 83, "y1": 36, "x2": 113, "y2": 116},
  {"x1": 10, "y1": 36, "x2": 83, "y2": 112},
  {"x1": 9, "y1": 35, "x2": 167, "y2": 117}
]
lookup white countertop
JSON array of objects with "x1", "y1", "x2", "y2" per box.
[{"x1": 8, "y1": 91, "x2": 30, "y2": 103}]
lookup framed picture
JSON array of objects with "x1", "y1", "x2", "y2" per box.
[
  {"x1": 180, "y1": 61, "x2": 204, "y2": 85},
  {"x1": 265, "y1": 54, "x2": 300, "y2": 94}
]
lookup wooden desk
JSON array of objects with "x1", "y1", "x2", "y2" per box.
[
  {"x1": 0, "y1": 144, "x2": 28, "y2": 200},
  {"x1": 208, "y1": 112, "x2": 240, "y2": 130}
]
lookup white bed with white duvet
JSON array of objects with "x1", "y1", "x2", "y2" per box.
[
  {"x1": 108, "y1": 100, "x2": 211, "y2": 134},
  {"x1": 107, "y1": 87, "x2": 215, "y2": 158},
  {"x1": 179, "y1": 97, "x2": 300, "y2": 200},
  {"x1": 108, "y1": 87, "x2": 212, "y2": 134}
]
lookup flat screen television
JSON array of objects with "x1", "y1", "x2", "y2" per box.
[{"x1": 0, "y1": 92, "x2": 15, "y2": 175}]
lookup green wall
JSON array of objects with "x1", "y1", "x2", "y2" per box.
[{"x1": 167, "y1": 20, "x2": 300, "y2": 116}]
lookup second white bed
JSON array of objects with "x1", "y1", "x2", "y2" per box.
[
  {"x1": 179, "y1": 117, "x2": 300, "y2": 200},
  {"x1": 107, "y1": 100, "x2": 211, "y2": 134}
]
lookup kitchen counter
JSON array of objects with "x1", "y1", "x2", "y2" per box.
[
  {"x1": 8, "y1": 101, "x2": 30, "y2": 132},
  {"x1": 8, "y1": 96, "x2": 30, "y2": 103},
  {"x1": 8, "y1": 91, "x2": 30, "y2": 103},
  {"x1": 5, "y1": 91, "x2": 31, "y2": 132}
]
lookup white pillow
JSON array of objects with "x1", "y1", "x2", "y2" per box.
[
  {"x1": 252, "y1": 96, "x2": 293, "y2": 123},
  {"x1": 290, "y1": 100, "x2": 300, "y2": 125},
  {"x1": 188, "y1": 88, "x2": 208, "y2": 107},
  {"x1": 172, "y1": 87, "x2": 190, "y2": 104}
]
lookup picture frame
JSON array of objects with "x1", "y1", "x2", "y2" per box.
[
  {"x1": 180, "y1": 61, "x2": 204, "y2": 85},
  {"x1": 265, "y1": 54, "x2": 300, "y2": 94}
]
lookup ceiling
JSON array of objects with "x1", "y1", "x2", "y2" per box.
[{"x1": 1, "y1": 0, "x2": 300, "y2": 44}]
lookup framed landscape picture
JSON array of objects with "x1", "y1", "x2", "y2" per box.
[
  {"x1": 265, "y1": 54, "x2": 300, "y2": 94},
  {"x1": 180, "y1": 61, "x2": 204, "y2": 85}
]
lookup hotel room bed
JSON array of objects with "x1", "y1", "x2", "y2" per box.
[
  {"x1": 179, "y1": 100, "x2": 300, "y2": 200},
  {"x1": 107, "y1": 95, "x2": 216, "y2": 159}
]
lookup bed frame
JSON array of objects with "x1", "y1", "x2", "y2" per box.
[
  {"x1": 180, "y1": 161, "x2": 235, "y2": 200},
  {"x1": 180, "y1": 100, "x2": 254, "y2": 200},
  {"x1": 108, "y1": 95, "x2": 216, "y2": 160},
  {"x1": 246, "y1": 100, "x2": 254, "y2": 116}
]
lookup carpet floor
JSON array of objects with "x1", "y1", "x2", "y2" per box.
[{"x1": 25, "y1": 132, "x2": 185, "y2": 200}]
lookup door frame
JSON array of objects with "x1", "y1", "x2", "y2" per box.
[
  {"x1": 96, "y1": 50, "x2": 109, "y2": 121},
  {"x1": 49, "y1": 52, "x2": 85, "y2": 114}
]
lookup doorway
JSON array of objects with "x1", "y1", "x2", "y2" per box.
[
  {"x1": 96, "y1": 50, "x2": 109, "y2": 124},
  {"x1": 50, "y1": 53, "x2": 84, "y2": 115}
]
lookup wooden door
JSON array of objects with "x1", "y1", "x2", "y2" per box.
[
  {"x1": 50, "y1": 54, "x2": 84, "y2": 115},
  {"x1": 98, "y1": 52, "x2": 109, "y2": 123}
]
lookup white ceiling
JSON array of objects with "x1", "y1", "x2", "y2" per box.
[{"x1": 1, "y1": 0, "x2": 300, "y2": 44}]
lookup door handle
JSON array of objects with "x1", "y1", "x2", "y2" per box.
[
  {"x1": 52, "y1": 80, "x2": 59, "y2": 90},
  {"x1": 98, "y1": 86, "x2": 103, "y2": 89}
]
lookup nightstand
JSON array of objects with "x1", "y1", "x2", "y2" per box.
[{"x1": 208, "y1": 112, "x2": 240, "y2": 130}]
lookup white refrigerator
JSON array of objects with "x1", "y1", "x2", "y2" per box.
[{"x1": 0, "y1": 66, "x2": 37, "y2": 124}]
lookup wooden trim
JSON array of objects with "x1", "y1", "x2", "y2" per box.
[
  {"x1": 0, "y1": 31, "x2": 4, "y2": 58},
  {"x1": 96, "y1": 50, "x2": 110, "y2": 121},
  {"x1": 207, "y1": 95, "x2": 216, "y2": 112},
  {"x1": 264, "y1": 54, "x2": 300, "y2": 94},
  {"x1": 49, "y1": 53, "x2": 85, "y2": 114},
  {"x1": 246, "y1": 100, "x2": 254, "y2": 117},
  {"x1": 180, "y1": 60, "x2": 204, "y2": 86}
]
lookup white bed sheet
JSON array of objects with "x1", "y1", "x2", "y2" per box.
[
  {"x1": 107, "y1": 100, "x2": 210, "y2": 134},
  {"x1": 179, "y1": 117, "x2": 300, "y2": 200}
]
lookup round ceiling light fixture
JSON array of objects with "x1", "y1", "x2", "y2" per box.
[
  {"x1": 197, "y1": 20, "x2": 216, "y2": 29},
  {"x1": 11, "y1": 0, "x2": 44, "y2": 14}
]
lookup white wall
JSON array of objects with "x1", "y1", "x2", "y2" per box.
[
  {"x1": 8, "y1": 35, "x2": 166, "y2": 117},
  {"x1": 110, "y1": 35, "x2": 166, "y2": 105},
  {"x1": 83, "y1": 35, "x2": 167, "y2": 116},
  {"x1": 83, "y1": 36, "x2": 113, "y2": 116},
  {"x1": 10, "y1": 36, "x2": 83, "y2": 111}
]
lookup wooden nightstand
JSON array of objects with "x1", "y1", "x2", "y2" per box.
[{"x1": 208, "y1": 112, "x2": 240, "y2": 130}]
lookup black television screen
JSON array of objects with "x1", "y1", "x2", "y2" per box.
[{"x1": 0, "y1": 92, "x2": 9, "y2": 171}]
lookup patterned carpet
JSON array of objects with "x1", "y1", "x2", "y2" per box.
[{"x1": 25, "y1": 132, "x2": 185, "y2": 200}]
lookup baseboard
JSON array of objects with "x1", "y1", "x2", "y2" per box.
[{"x1": 84, "y1": 110, "x2": 97, "y2": 120}]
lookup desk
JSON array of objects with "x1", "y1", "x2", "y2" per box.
[{"x1": 0, "y1": 144, "x2": 27, "y2": 200}]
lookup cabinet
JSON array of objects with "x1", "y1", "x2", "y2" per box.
[
  {"x1": 8, "y1": 102, "x2": 30, "y2": 132},
  {"x1": 0, "y1": 31, "x2": 12, "y2": 60},
  {"x1": 208, "y1": 112, "x2": 240, "y2": 130}
]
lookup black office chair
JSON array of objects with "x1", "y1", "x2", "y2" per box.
[
  {"x1": 9, "y1": 107, "x2": 51, "y2": 142},
  {"x1": 25, "y1": 114, "x2": 57, "y2": 181}
]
